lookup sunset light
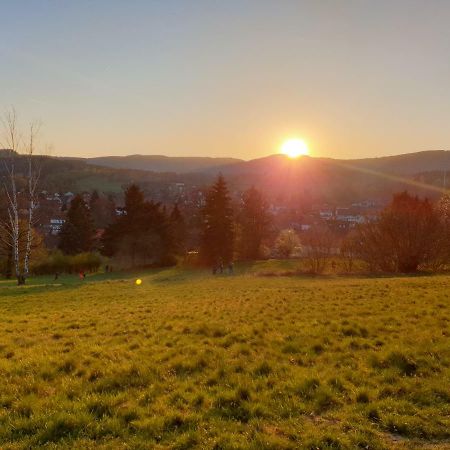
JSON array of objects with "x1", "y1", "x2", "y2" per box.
[
  {"x1": 280, "y1": 139, "x2": 309, "y2": 158},
  {"x1": 2, "y1": 3, "x2": 449, "y2": 448}
]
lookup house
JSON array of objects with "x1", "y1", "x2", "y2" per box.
[
  {"x1": 319, "y1": 209, "x2": 334, "y2": 220},
  {"x1": 335, "y1": 207, "x2": 365, "y2": 224},
  {"x1": 351, "y1": 200, "x2": 376, "y2": 208},
  {"x1": 49, "y1": 218, "x2": 65, "y2": 235}
]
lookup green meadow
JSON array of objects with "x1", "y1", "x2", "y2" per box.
[{"x1": 1, "y1": 263, "x2": 450, "y2": 449}]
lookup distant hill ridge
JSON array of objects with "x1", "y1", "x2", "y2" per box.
[
  {"x1": 83, "y1": 150, "x2": 450, "y2": 176},
  {"x1": 2, "y1": 149, "x2": 449, "y2": 201},
  {"x1": 211, "y1": 150, "x2": 450, "y2": 177},
  {"x1": 339, "y1": 150, "x2": 450, "y2": 175},
  {"x1": 86, "y1": 155, "x2": 243, "y2": 174}
]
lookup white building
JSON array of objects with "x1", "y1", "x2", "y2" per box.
[{"x1": 50, "y1": 218, "x2": 65, "y2": 235}]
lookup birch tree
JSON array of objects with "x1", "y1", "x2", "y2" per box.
[{"x1": 0, "y1": 109, "x2": 42, "y2": 285}]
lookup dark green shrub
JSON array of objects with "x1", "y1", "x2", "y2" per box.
[{"x1": 32, "y1": 251, "x2": 102, "y2": 275}]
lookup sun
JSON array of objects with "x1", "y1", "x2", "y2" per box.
[{"x1": 280, "y1": 138, "x2": 309, "y2": 158}]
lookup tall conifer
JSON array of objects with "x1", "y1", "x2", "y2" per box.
[
  {"x1": 200, "y1": 175, "x2": 234, "y2": 265},
  {"x1": 59, "y1": 195, "x2": 94, "y2": 254}
]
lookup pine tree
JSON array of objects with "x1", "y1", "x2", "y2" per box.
[
  {"x1": 89, "y1": 190, "x2": 100, "y2": 209},
  {"x1": 200, "y1": 175, "x2": 234, "y2": 265},
  {"x1": 102, "y1": 184, "x2": 145, "y2": 263},
  {"x1": 102, "y1": 184, "x2": 174, "y2": 267},
  {"x1": 169, "y1": 204, "x2": 187, "y2": 255},
  {"x1": 239, "y1": 186, "x2": 271, "y2": 260},
  {"x1": 59, "y1": 195, "x2": 95, "y2": 255},
  {"x1": 89, "y1": 190, "x2": 116, "y2": 228},
  {"x1": 125, "y1": 184, "x2": 145, "y2": 218}
]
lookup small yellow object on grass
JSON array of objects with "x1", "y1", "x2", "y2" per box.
[{"x1": 135, "y1": 279, "x2": 142, "y2": 286}]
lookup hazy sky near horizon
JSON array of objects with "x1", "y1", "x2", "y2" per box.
[{"x1": 2, "y1": 0, "x2": 450, "y2": 160}]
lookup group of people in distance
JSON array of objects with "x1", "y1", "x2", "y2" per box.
[{"x1": 212, "y1": 260, "x2": 234, "y2": 275}]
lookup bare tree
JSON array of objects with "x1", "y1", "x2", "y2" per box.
[
  {"x1": 340, "y1": 231, "x2": 357, "y2": 273},
  {"x1": 302, "y1": 226, "x2": 336, "y2": 274},
  {"x1": 437, "y1": 193, "x2": 450, "y2": 225},
  {"x1": 274, "y1": 228, "x2": 301, "y2": 258},
  {"x1": 428, "y1": 194, "x2": 450, "y2": 271},
  {"x1": 23, "y1": 122, "x2": 42, "y2": 279},
  {"x1": 0, "y1": 109, "x2": 42, "y2": 285},
  {"x1": 351, "y1": 192, "x2": 448, "y2": 273}
]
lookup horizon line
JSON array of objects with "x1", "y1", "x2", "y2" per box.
[{"x1": 46, "y1": 148, "x2": 450, "y2": 161}]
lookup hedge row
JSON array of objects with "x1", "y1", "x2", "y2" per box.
[{"x1": 32, "y1": 252, "x2": 103, "y2": 275}]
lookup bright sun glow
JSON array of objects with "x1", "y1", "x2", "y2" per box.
[{"x1": 280, "y1": 139, "x2": 309, "y2": 158}]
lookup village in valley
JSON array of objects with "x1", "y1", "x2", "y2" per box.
[
  {"x1": 35, "y1": 185, "x2": 382, "y2": 253},
  {"x1": 2, "y1": 2, "x2": 450, "y2": 448}
]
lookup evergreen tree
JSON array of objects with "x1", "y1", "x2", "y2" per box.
[
  {"x1": 59, "y1": 195, "x2": 95, "y2": 255},
  {"x1": 124, "y1": 184, "x2": 145, "y2": 218},
  {"x1": 102, "y1": 184, "x2": 145, "y2": 261},
  {"x1": 200, "y1": 175, "x2": 234, "y2": 265},
  {"x1": 89, "y1": 190, "x2": 100, "y2": 208},
  {"x1": 89, "y1": 190, "x2": 116, "y2": 228},
  {"x1": 238, "y1": 186, "x2": 271, "y2": 260},
  {"x1": 169, "y1": 204, "x2": 187, "y2": 256},
  {"x1": 102, "y1": 184, "x2": 174, "y2": 267}
]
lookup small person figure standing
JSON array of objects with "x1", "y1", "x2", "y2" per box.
[
  {"x1": 54, "y1": 272, "x2": 59, "y2": 281},
  {"x1": 228, "y1": 261, "x2": 234, "y2": 275}
]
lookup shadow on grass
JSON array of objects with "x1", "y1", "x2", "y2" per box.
[
  {"x1": 255, "y1": 270, "x2": 447, "y2": 280},
  {"x1": 0, "y1": 280, "x2": 84, "y2": 299},
  {"x1": 241, "y1": 259, "x2": 448, "y2": 280},
  {"x1": 0, "y1": 262, "x2": 447, "y2": 298},
  {"x1": 150, "y1": 267, "x2": 210, "y2": 284},
  {"x1": 0, "y1": 266, "x2": 174, "y2": 298}
]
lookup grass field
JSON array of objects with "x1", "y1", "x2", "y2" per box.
[{"x1": 1, "y1": 263, "x2": 450, "y2": 449}]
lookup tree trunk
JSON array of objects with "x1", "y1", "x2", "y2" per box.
[{"x1": 23, "y1": 148, "x2": 36, "y2": 282}]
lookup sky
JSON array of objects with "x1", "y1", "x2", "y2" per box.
[{"x1": 1, "y1": 0, "x2": 450, "y2": 160}]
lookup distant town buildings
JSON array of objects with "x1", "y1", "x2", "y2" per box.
[
  {"x1": 49, "y1": 218, "x2": 65, "y2": 235},
  {"x1": 26, "y1": 183, "x2": 383, "y2": 252}
]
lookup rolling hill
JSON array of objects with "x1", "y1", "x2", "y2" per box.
[
  {"x1": 2, "y1": 150, "x2": 449, "y2": 204},
  {"x1": 85, "y1": 155, "x2": 243, "y2": 174},
  {"x1": 202, "y1": 151, "x2": 450, "y2": 203},
  {"x1": 84, "y1": 150, "x2": 450, "y2": 177},
  {"x1": 208, "y1": 150, "x2": 450, "y2": 176}
]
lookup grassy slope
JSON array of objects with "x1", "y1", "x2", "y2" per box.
[{"x1": 0, "y1": 266, "x2": 450, "y2": 449}]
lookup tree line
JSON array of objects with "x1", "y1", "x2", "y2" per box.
[
  {"x1": 42, "y1": 175, "x2": 450, "y2": 276},
  {"x1": 52, "y1": 175, "x2": 272, "y2": 270},
  {"x1": 2, "y1": 165, "x2": 450, "y2": 284},
  {"x1": 271, "y1": 192, "x2": 450, "y2": 274},
  {"x1": 2, "y1": 168, "x2": 450, "y2": 284},
  {"x1": 1, "y1": 107, "x2": 450, "y2": 283}
]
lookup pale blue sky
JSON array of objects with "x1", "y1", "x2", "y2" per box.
[{"x1": 2, "y1": 0, "x2": 450, "y2": 159}]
